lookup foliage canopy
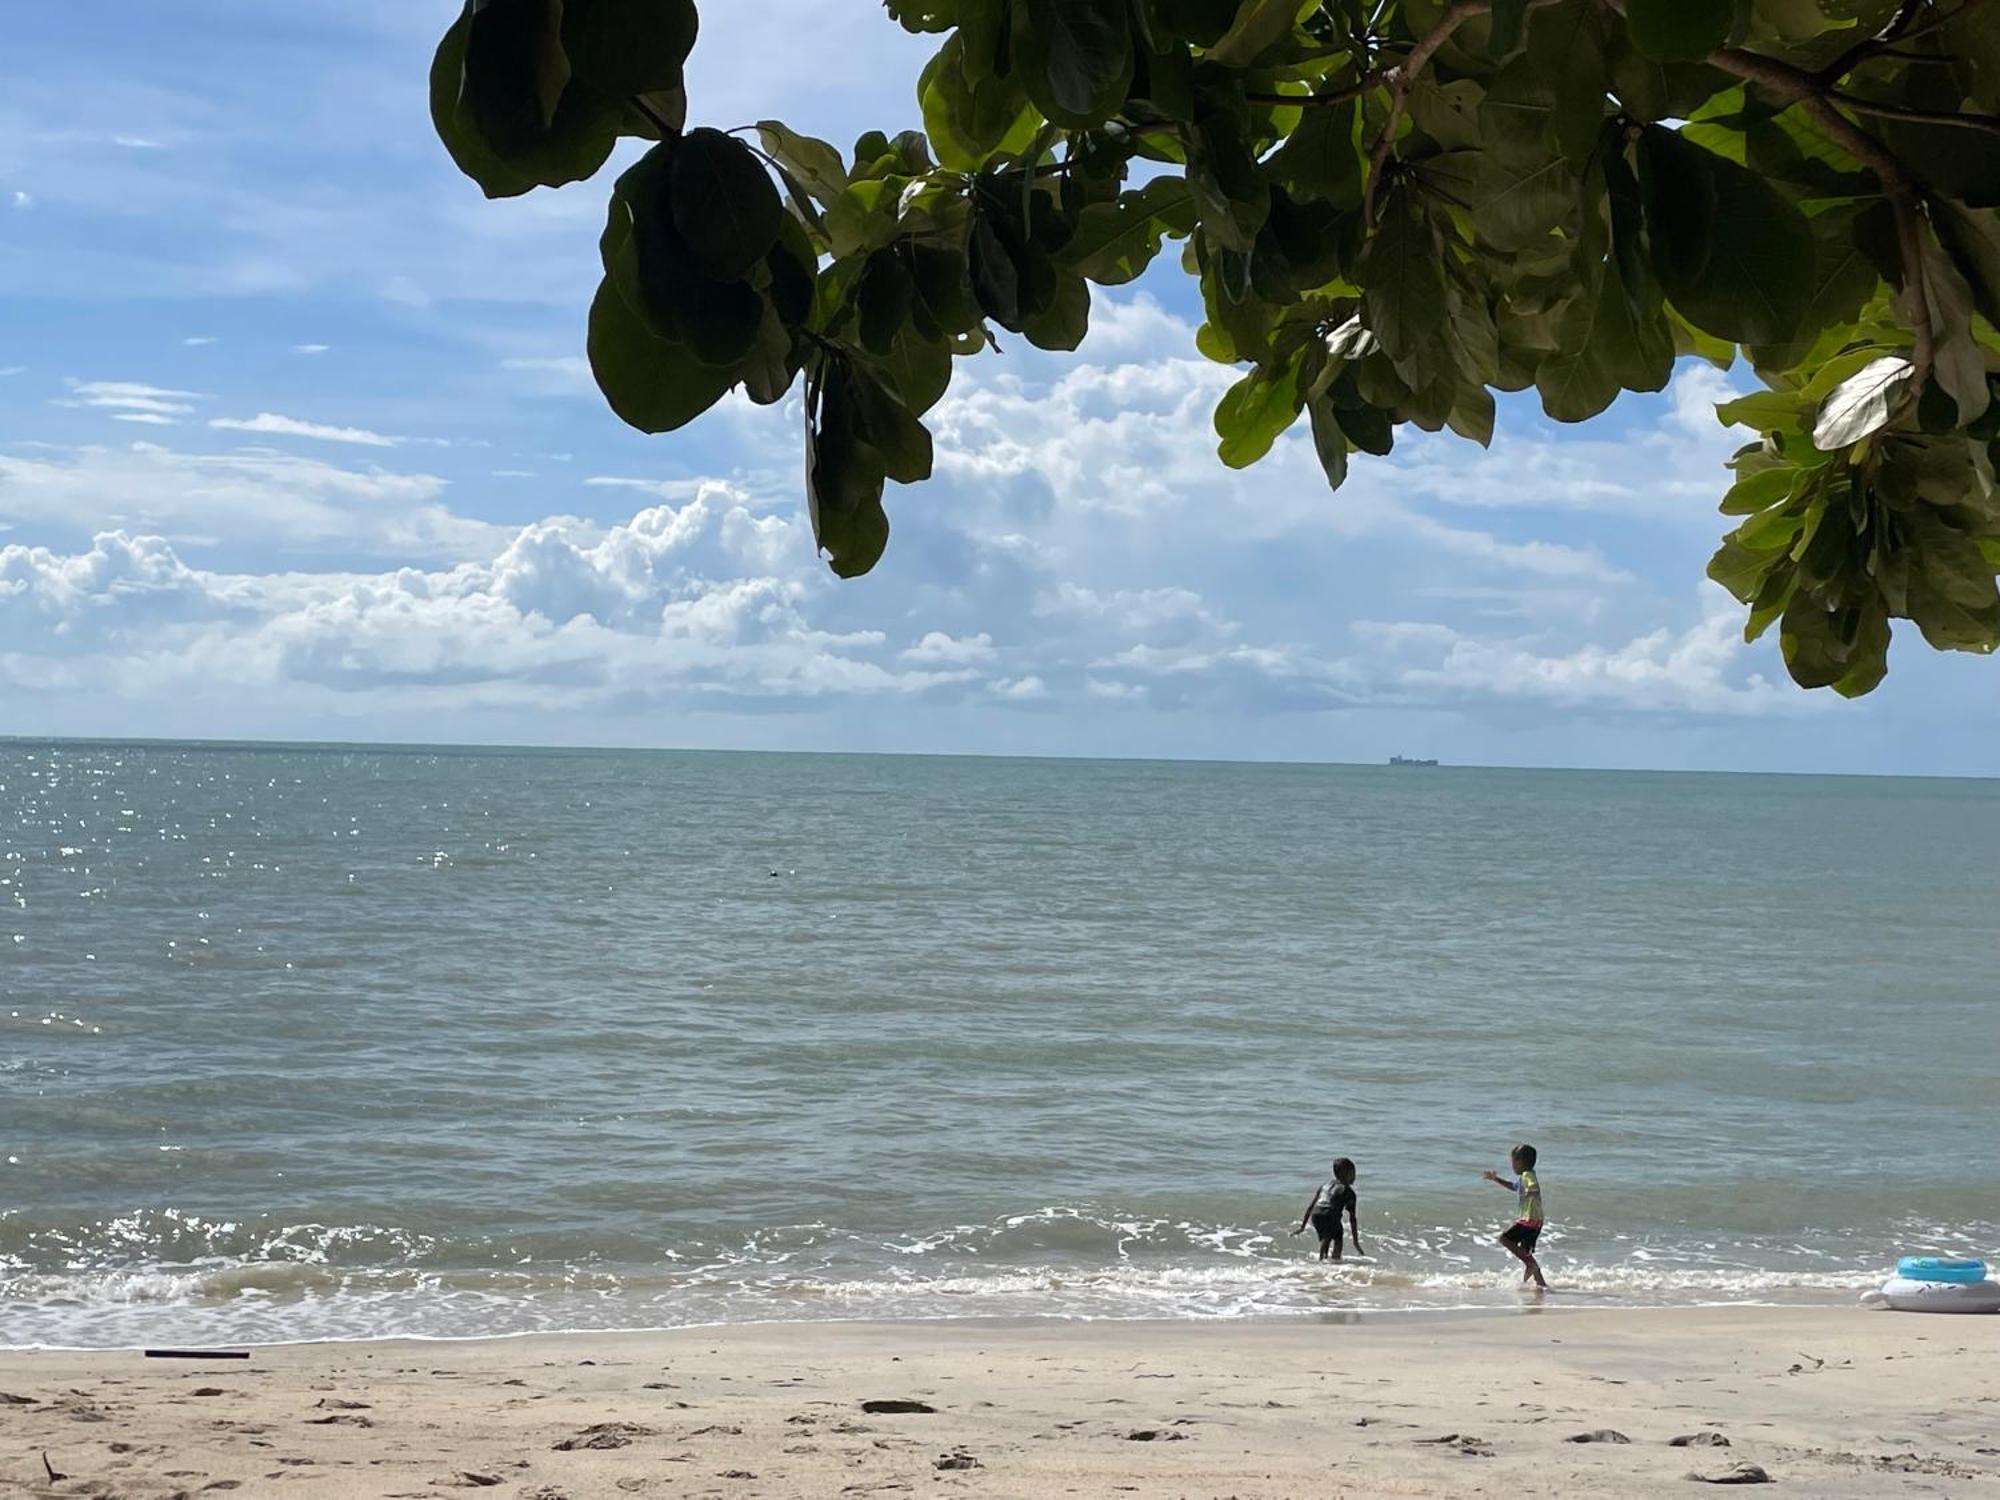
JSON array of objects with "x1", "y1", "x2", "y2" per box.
[{"x1": 432, "y1": 0, "x2": 2000, "y2": 696}]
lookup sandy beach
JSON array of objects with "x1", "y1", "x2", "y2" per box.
[{"x1": 3, "y1": 1307, "x2": 1996, "y2": 1497}]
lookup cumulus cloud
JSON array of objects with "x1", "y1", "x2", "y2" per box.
[{"x1": 210, "y1": 412, "x2": 400, "y2": 447}]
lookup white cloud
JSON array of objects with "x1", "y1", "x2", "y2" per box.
[
  {"x1": 903, "y1": 631, "x2": 996, "y2": 666},
  {"x1": 1348, "y1": 598, "x2": 1802, "y2": 717},
  {"x1": 182, "y1": 336, "x2": 218, "y2": 347},
  {"x1": 113, "y1": 136, "x2": 165, "y2": 150},
  {"x1": 0, "y1": 489, "x2": 968, "y2": 709},
  {"x1": 0, "y1": 441, "x2": 491, "y2": 561},
  {"x1": 11, "y1": 191, "x2": 30, "y2": 209},
  {"x1": 0, "y1": 367, "x2": 23, "y2": 378},
  {"x1": 991, "y1": 675, "x2": 1048, "y2": 700},
  {"x1": 209, "y1": 412, "x2": 400, "y2": 447},
  {"x1": 112, "y1": 413, "x2": 177, "y2": 427},
  {"x1": 63, "y1": 380, "x2": 202, "y2": 419},
  {"x1": 293, "y1": 343, "x2": 330, "y2": 355}
]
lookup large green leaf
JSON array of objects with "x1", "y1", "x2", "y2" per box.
[
  {"x1": 1214, "y1": 344, "x2": 1310, "y2": 466},
  {"x1": 1641, "y1": 128, "x2": 1812, "y2": 346},
  {"x1": 807, "y1": 365, "x2": 892, "y2": 579},
  {"x1": 1062, "y1": 180, "x2": 1200, "y2": 284},
  {"x1": 1625, "y1": 0, "x2": 1730, "y2": 62},
  {"x1": 431, "y1": 10, "x2": 617, "y2": 198},
  {"x1": 587, "y1": 278, "x2": 735, "y2": 434},
  {"x1": 561, "y1": 0, "x2": 697, "y2": 97},
  {"x1": 920, "y1": 32, "x2": 1039, "y2": 171},
  {"x1": 755, "y1": 121, "x2": 849, "y2": 206},
  {"x1": 461, "y1": 0, "x2": 569, "y2": 157},
  {"x1": 1471, "y1": 150, "x2": 1577, "y2": 252},
  {"x1": 1205, "y1": 0, "x2": 1308, "y2": 66},
  {"x1": 671, "y1": 127, "x2": 785, "y2": 281},
  {"x1": 1018, "y1": 0, "x2": 1133, "y2": 124},
  {"x1": 1359, "y1": 193, "x2": 1446, "y2": 389}
]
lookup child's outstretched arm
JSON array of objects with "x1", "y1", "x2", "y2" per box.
[
  {"x1": 1292, "y1": 1192, "x2": 1319, "y2": 1235},
  {"x1": 1483, "y1": 1169, "x2": 1517, "y2": 1192},
  {"x1": 1346, "y1": 1196, "x2": 1362, "y2": 1254}
]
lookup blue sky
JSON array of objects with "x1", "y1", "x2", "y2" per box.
[{"x1": 2, "y1": 3, "x2": 1994, "y2": 774}]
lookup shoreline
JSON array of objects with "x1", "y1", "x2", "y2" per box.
[
  {"x1": 4, "y1": 1306, "x2": 1994, "y2": 1497},
  {"x1": 0, "y1": 1285, "x2": 1874, "y2": 1355}
]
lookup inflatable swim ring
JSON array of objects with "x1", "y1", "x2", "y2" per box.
[{"x1": 1896, "y1": 1256, "x2": 1986, "y2": 1284}]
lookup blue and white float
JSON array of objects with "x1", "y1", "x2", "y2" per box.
[{"x1": 1862, "y1": 1257, "x2": 2000, "y2": 1313}]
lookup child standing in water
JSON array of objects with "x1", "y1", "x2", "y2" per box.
[
  {"x1": 1484, "y1": 1143, "x2": 1548, "y2": 1290},
  {"x1": 1292, "y1": 1157, "x2": 1362, "y2": 1261}
]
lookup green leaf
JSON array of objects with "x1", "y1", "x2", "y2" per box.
[
  {"x1": 1625, "y1": 0, "x2": 1730, "y2": 62},
  {"x1": 1269, "y1": 101, "x2": 1363, "y2": 208},
  {"x1": 671, "y1": 127, "x2": 785, "y2": 281},
  {"x1": 920, "y1": 32, "x2": 1039, "y2": 171},
  {"x1": 808, "y1": 365, "x2": 892, "y2": 579},
  {"x1": 1022, "y1": 272, "x2": 1093, "y2": 351},
  {"x1": 1062, "y1": 179, "x2": 1200, "y2": 284},
  {"x1": 1524, "y1": 0, "x2": 1610, "y2": 163},
  {"x1": 755, "y1": 121, "x2": 850, "y2": 205},
  {"x1": 1470, "y1": 150, "x2": 1577, "y2": 252},
  {"x1": 1205, "y1": 0, "x2": 1309, "y2": 66},
  {"x1": 587, "y1": 278, "x2": 734, "y2": 434},
  {"x1": 1359, "y1": 192, "x2": 1446, "y2": 389},
  {"x1": 1018, "y1": 0, "x2": 1133, "y2": 124},
  {"x1": 1641, "y1": 127, "x2": 1813, "y2": 347},
  {"x1": 561, "y1": 0, "x2": 697, "y2": 97},
  {"x1": 845, "y1": 363, "x2": 935, "y2": 484},
  {"x1": 1305, "y1": 392, "x2": 1351, "y2": 490},
  {"x1": 1336, "y1": 399, "x2": 1395, "y2": 456},
  {"x1": 1535, "y1": 260, "x2": 1663, "y2": 422},
  {"x1": 969, "y1": 210, "x2": 1023, "y2": 326},
  {"x1": 1812, "y1": 354, "x2": 1914, "y2": 450},
  {"x1": 430, "y1": 10, "x2": 617, "y2": 198},
  {"x1": 461, "y1": 0, "x2": 570, "y2": 158},
  {"x1": 1214, "y1": 344, "x2": 1309, "y2": 466},
  {"x1": 1931, "y1": 200, "x2": 2000, "y2": 331},
  {"x1": 1720, "y1": 465, "x2": 1799, "y2": 515},
  {"x1": 1487, "y1": 0, "x2": 1530, "y2": 56},
  {"x1": 1922, "y1": 238, "x2": 1993, "y2": 425}
]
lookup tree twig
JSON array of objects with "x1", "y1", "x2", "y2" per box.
[
  {"x1": 1825, "y1": 92, "x2": 2000, "y2": 136},
  {"x1": 1819, "y1": 0, "x2": 1926, "y2": 83},
  {"x1": 1361, "y1": 0, "x2": 1485, "y2": 230},
  {"x1": 1246, "y1": 71, "x2": 1387, "y2": 109},
  {"x1": 1359, "y1": 0, "x2": 1561, "y2": 229}
]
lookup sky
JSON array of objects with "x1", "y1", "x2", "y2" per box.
[{"x1": 2, "y1": 4, "x2": 1994, "y2": 774}]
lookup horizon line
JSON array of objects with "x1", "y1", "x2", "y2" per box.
[{"x1": 0, "y1": 733, "x2": 1991, "y2": 783}]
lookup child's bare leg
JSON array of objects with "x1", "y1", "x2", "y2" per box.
[{"x1": 1522, "y1": 1251, "x2": 1548, "y2": 1290}]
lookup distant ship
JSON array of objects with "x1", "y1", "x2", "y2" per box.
[{"x1": 1388, "y1": 756, "x2": 1439, "y2": 767}]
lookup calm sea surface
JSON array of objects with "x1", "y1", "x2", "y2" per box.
[{"x1": 1, "y1": 741, "x2": 1995, "y2": 1348}]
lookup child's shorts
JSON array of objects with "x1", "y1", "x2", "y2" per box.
[
  {"x1": 1500, "y1": 1221, "x2": 1542, "y2": 1252},
  {"x1": 1311, "y1": 1212, "x2": 1343, "y2": 1243}
]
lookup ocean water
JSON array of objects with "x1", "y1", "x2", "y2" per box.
[{"x1": 1, "y1": 740, "x2": 1996, "y2": 1349}]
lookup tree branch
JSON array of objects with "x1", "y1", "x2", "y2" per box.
[
  {"x1": 1361, "y1": 0, "x2": 1486, "y2": 230},
  {"x1": 1819, "y1": 0, "x2": 1925, "y2": 83},
  {"x1": 1826, "y1": 92, "x2": 2000, "y2": 137},
  {"x1": 1359, "y1": 0, "x2": 1562, "y2": 229},
  {"x1": 1246, "y1": 71, "x2": 1388, "y2": 110},
  {"x1": 1703, "y1": 45, "x2": 1935, "y2": 396}
]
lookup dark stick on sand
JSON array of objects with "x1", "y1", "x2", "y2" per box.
[{"x1": 144, "y1": 1349, "x2": 251, "y2": 1360}]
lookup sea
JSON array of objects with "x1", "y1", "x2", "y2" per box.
[{"x1": 2, "y1": 740, "x2": 1995, "y2": 1349}]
